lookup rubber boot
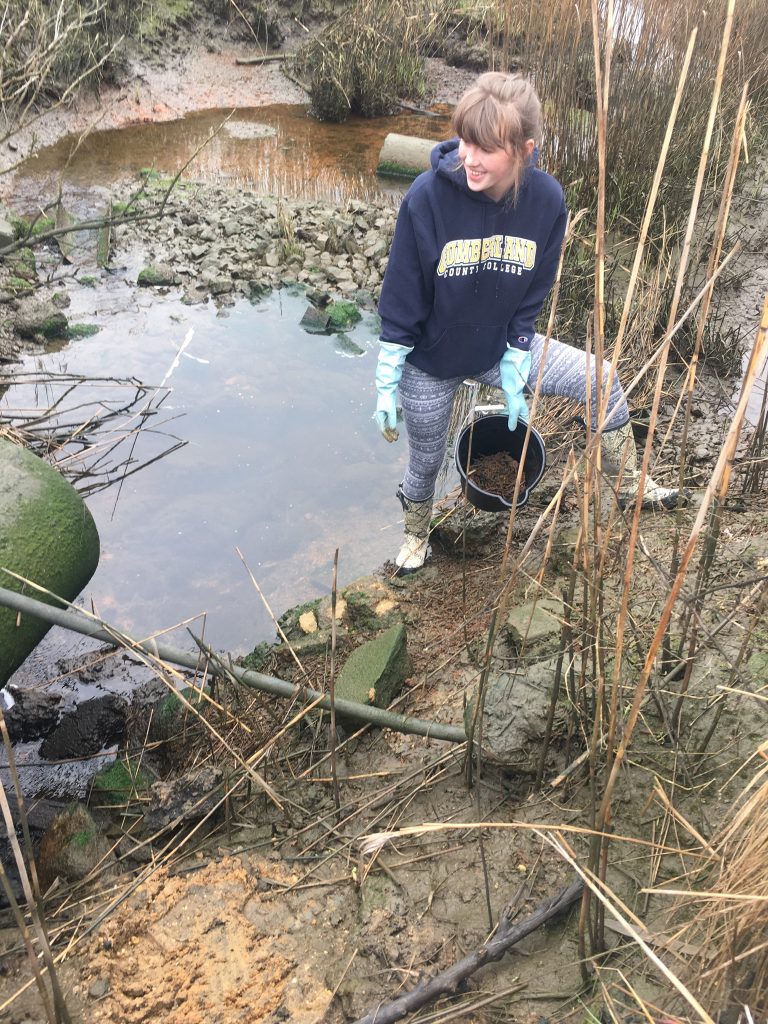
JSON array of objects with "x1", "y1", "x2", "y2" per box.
[
  {"x1": 601, "y1": 422, "x2": 689, "y2": 511},
  {"x1": 394, "y1": 486, "x2": 433, "y2": 575}
]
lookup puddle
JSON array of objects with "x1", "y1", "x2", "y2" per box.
[
  {"x1": 10, "y1": 103, "x2": 452, "y2": 214},
  {"x1": 2, "y1": 276, "x2": 422, "y2": 667}
]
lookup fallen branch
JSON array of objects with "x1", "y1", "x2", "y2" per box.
[
  {"x1": 351, "y1": 879, "x2": 582, "y2": 1024},
  {"x1": 0, "y1": 586, "x2": 467, "y2": 744},
  {"x1": 235, "y1": 52, "x2": 295, "y2": 64},
  {"x1": 397, "y1": 101, "x2": 441, "y2": 118}
]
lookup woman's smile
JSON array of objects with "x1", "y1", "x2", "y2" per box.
[{"x1": 457, "y1": 139, "x2": 520, "y2": 201}]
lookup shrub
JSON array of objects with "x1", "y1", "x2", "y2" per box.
[{"x1": 294, "y1": 0, "x2": 449, "y2": 122}]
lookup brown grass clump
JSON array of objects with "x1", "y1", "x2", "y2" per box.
[
  {"x1": 672, "y1": 770, "x2": 768, "y2": 1017},
  {"x1": 294, "y1": 0, "x2": 449, "y2": 121}
]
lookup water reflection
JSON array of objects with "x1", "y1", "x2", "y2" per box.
[
  {"x1": 2, "y1": 284, "x2": 411, "y2": 657},
  {"x1": 11, "y1": 103, "x2": 452, "y2": 213}
]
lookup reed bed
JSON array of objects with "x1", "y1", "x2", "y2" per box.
[{"x1": 2, "y1": 2, "x2": 768, "y2": 1021}]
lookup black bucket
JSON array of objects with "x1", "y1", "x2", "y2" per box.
[{"x1": 455, "y1": 415, "x2": 547, "y2": 512}]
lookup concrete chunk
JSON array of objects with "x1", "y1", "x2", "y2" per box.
[
  {"x1": 504, "y1": 598, "x2": 564, "y2": 657},
  {"x1": 335, "y1": 623, "x2": 409, "y2": 710}
]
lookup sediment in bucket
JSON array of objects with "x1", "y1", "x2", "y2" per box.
[{"x1": 455, "y1": 415, "x2": 547, "y2": 512}]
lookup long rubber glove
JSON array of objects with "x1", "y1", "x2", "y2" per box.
[
  {"x1": 375, "y1": 341, "x2": 410, "y2": 442},
  {"x1": 499, "y1": 345, "x2": 532, "y2": 431}
]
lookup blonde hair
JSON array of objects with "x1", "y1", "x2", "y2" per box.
[{"x1": 452, "y1": 73, "x2": 541, "y2": 198}]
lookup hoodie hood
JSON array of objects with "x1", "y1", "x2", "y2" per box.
[{"x1": 430, "y1": 138, "x2": 540, "y2": 202}]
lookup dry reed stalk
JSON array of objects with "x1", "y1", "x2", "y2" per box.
[
  {"x1": 0, "y1": 725, "x2": 72, "y2": 1023},
  {"x1": 665, "y1": 81, "x2": 751, "y2": 723},
  {"x1": 599, "y1": 6, "x2": 734, "y2": 746},
  {"x1": 542, "y1": 830, "x2": 717, "y2": 1022},
  {"x1": 236, "y1": 546, "x2": 314, "y2": 687},
  {"x1": 647, "y1": 771, "x2": 768, "y2": 1015},
  {"x1": 568, "y1": 0, "x2": 749, "y2": 964},
  {"x1": 597, "y1": 291, "x2": 767, "y2": 840}
]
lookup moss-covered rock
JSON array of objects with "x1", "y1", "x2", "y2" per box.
[
  {"x1": 335, "y1": 623, "x2": 409, "y2": 709},
  {"x1": 326, "y1": 300, "x2": 361, "y2": 330},
  {"x1": 8, "y1": 246, "x2": 36, "y2": 282},
  {"x1": 89, "y1": 758, "x2": 153, "y2": 807},
  {"x1": 0, "y1": 439, "x2": 100, "y2": 684},
  {"x1": 6, "y1": 277, "x2": 34, "y2": 296},
  {"x1": 240, "y1": 641, "x2": 273, "y2": 673},
  {"x1": 15, "y1": 297, "x2": 68, "y2": 339},
  {"x1": 37, "y1": 803, "x2": 116, "y2": 891},
  {"x1": 147, "y1": 685, "x2": 208, "y2": 745},
  {"x1": 137, "y1": 263, "x2": 176, "y2": 287}
]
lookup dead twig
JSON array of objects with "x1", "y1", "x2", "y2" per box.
[{"x1": 351, "y1": 880, "x2": 582, "y2": 1024}]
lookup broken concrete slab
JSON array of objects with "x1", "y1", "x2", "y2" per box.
[{"x1": 335, "y1": 623, "x2": 409, "y2": 710}]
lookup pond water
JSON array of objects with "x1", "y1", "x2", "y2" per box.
[
  {"x1": 2, "y1": 275, "x2": 430, "y2": 665},
  {"x1": 2, "y1": 102, "x2": 463, "y2": 682},
  {"x1": 3, "y1": 276, "x2": 460, "y2": 679},
  {"x1": 10, "y1": 102, "x2": 452, "y2": 214}
]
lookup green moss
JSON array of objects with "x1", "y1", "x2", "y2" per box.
[
  {"x1": 90, "y1": 758, "x2": 153, "y2": 806},
  {"x1": 30, "y1": 216, "x2": 55, "y2": 237},
  {"x1": 71, "y1": 829, "x2": 94, "y2": 847},
  {"x1": 277, "y1": 598, "x2": 322, "y2": 638},
  {"x1": 138, "y1": 0, "x2": 194, "y2": 39},
  {"x1": 9, "y1": 216, "x2": 54, "y2": 240},
  {"x1": 343, "y1": 590, "x2": 380, "y2": 632},
  {"x1": 67, "y1": 323, "x2": 101, "y2": 339},
  {"x1": 335, "y1": 624, "x2": 409, "y2": 708},
  {"x1": 138, "y1": 167, "x2": 162, "y2": 181},
  {"x1": 376, "y1": 160, "x2": 423, "y2": 180},
  {"x1": 326, "y1": 300, "x2": 361, "y2": 330},
  {"x1": 137, "y1": 265, "x2": 175, "y2": 287},
  {"x1": 110, "y1": 201, "x2": 130, "y2": 216},
  {"x1": 6, "y1": 277, "x2": 33, "y2": 295},
  {"x1": 154, "y1": 685, "x2": 207, "y2": 734},
  {"x1": 240, "y1": 641, "x2": 273, "y2": 673},
  {"x1": 8, "y1": 247, "x2": 36, "y2": 282},
  {"x1": 39, "y1": 315, "x2": 68, "y2": 339},
  {"x1": 77, "y1": 276, "x2": 98, "y2": 287}
]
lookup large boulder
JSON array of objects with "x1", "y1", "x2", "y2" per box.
[{"x1": 0, "y1": 439, "x2": 100, "y2": 683}]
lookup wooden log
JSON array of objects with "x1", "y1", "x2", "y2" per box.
[{"x1": 235, "y1": 52, "x2": 295, "y2": 65}]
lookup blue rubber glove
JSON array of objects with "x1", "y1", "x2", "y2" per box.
[
  {"x1": 375, "y1": 341, "x2": 410, "y2": 442},
  {"x1": 499, "y1": 345, "x2": 532, "y2": 431}
]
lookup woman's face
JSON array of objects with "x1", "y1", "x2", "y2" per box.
[{"x1": 457, "y1": 138, "x2": 535, "y2": 201}]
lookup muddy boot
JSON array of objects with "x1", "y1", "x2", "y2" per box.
[
  {"x1": 601, "y1": 422, "x2": 689, "y2": 511},
  {"x1": 395, "y1": 486, "x2": 433, "y2": 575}
]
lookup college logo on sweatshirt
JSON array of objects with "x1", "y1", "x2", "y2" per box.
[{"x1": 436, "y1": 234, "x2": 537, "y2": 278}]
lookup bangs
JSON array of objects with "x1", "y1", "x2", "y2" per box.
[
  {"x1": 452, "y1": 97, "x2": 506, "y2": 151},
  {"x1": 452, "y1": 94, "x2": 521, "y2": 152}
]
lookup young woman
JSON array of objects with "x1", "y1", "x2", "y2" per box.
[{"x1": 375, "y1": 72, "x2": 683, "y2": 574}]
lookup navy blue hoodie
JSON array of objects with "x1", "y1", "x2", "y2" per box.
[{"x1": 378, "y1": 139, "x2": 567, "y2": 378}]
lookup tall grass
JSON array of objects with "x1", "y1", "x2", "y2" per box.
[{"x1": 293, "y1": 0, "x2": 450, "y2": 121}]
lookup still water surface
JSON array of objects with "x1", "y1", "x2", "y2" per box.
[
  {"x1": 11, "y1": 103, "x2": 452, "y2": 212},
  {"x1": 4, "y1": 101, "x2": 461, "y2": 682},
  {"x1": 3, "y1": 280, "x2": 417, "y2": 662}
]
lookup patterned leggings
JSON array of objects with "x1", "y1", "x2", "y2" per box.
[{"x1": 399, "y1": 332, "x2": 630, "y2": 502}]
